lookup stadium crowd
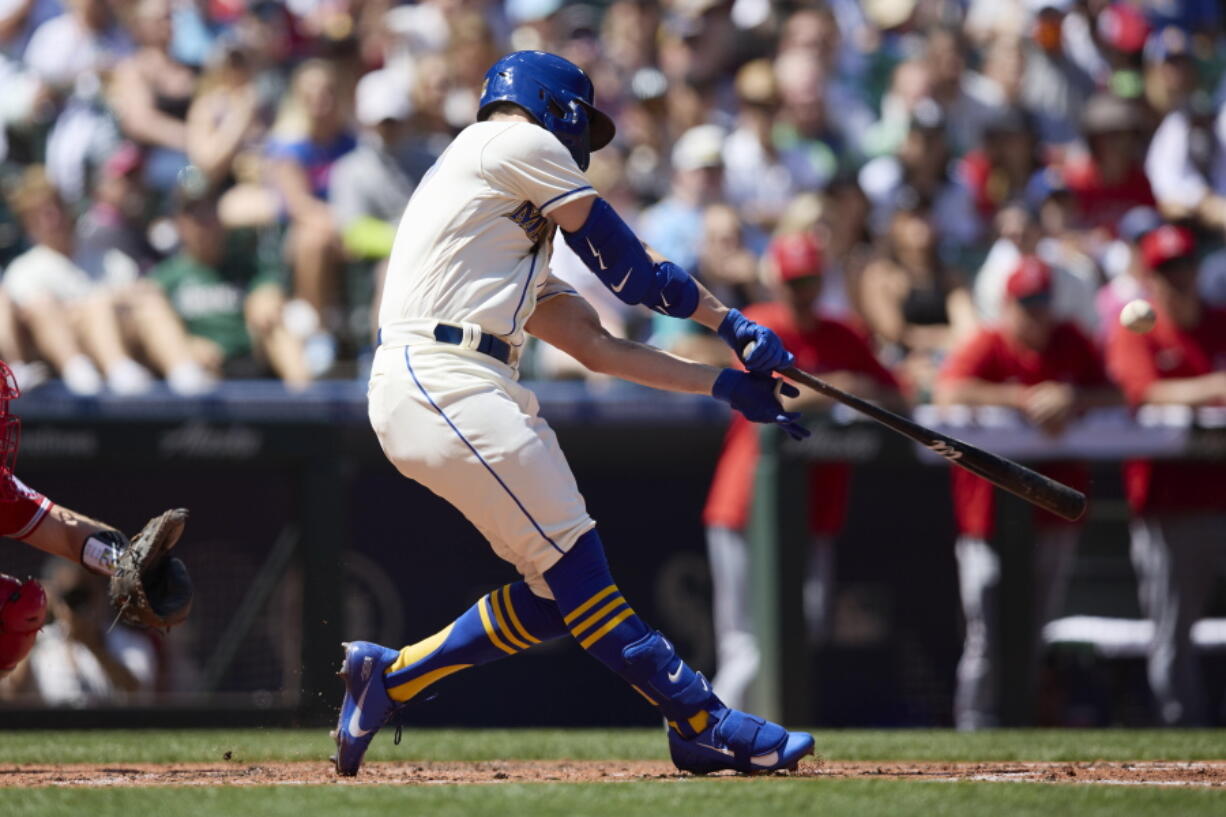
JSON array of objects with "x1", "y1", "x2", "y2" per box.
[{"x1": 1, "y1": 0, "x2": 1225, "y2": 723}]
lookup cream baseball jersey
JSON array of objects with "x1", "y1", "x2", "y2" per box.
[{"x1": 378, "y1": 120, "x2": 597, "y2": 350}]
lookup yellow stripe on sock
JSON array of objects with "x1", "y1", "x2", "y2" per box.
[
  {"x1": 500, "y1": 585, "x2": 540, "y2": 645},
  {"x1": 579, "y1": 607, "x2": 636, "y2": 650},
  {"x1": 687, "y1": 710, "x2": 710, "y2": 734},
  {"x1": 562, "y1": 584, "x2": 618, "y2": 625},
  {"x1": 568, "y1": 597, "x2": 627, "y2": 638},
  {"x1": 490, "y1": 588, "x2": 530, "y2": 651},
  {"x1": 387, "y1": 663, "x2": 471, "y2": 703},
  {"x1": 388, "y1": 623, "x2": 455, "y2": 674},
  {"x1": 478, "y1": 595, "x2": 517, "y2": 655}
]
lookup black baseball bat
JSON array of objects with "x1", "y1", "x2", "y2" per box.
[{"x1": 781, "y1": 366, "x2": 1087, "y2": 521}]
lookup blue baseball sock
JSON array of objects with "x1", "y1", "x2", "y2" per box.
[
  {"x1": 544, "y1": 529, "x2": 724, "y2": 738},
  {"x1": 383, "y1": 581, "x2": 567, "y2": 703}
]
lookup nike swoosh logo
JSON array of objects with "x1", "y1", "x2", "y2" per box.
[
  {"x1": 348, "y1": 683, "x2": 373, "y2": 738},
  {"x1": 667, "y1": 662, "x2": 683, "y2": 683},
  {"x1": 610, "y1": 269, "x2": 633, "y2": 293},
  {"x1": 586, "y1": 238, "x2": 606, "y2": 270},
  {"x1": 658, "y1": 292, "x2": 670, "y2": 309},
  {"x1": 695, "y1": 743, "x2": 780, "y2": 768}
]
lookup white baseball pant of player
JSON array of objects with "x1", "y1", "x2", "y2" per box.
[
  {"x1": 368, "y1": 327, "x2": 596, "y2": 597},
  {"x1": 954, "y1": 527, "x2": 1077, "y2": 730},
  {"x1": 1129, "y1": 513, "x2": 1226, "y2": 726},
  {"x1": 706, "y1": 525, "x2": 835, "y2": 710}
]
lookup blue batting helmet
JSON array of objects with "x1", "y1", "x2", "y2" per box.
[{"x1": 477, "y1": 51, "x2": 615, "y2": 171}]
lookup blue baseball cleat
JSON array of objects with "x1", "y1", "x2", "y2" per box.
[
  {"x1": 667, "y1": 708, "x2": 815, "y2": 775},
  {"x1": 330, "y1": 640, "x2": 402, "y2": 776}
]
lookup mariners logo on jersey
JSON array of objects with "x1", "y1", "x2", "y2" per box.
[{"x1": 505, "y1": 200, "x2": 551, "y2": 245}]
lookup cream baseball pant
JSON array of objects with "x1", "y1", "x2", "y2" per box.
[
  {"x1": 953, "y1": 528, "x2": 1077, "y2": 730},
  {"x1": 368, "y1": 341, "x2": 595, "y2": 597}
]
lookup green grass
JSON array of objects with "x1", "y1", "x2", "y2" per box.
[
  {"x1": 3, "y1": 780, "x2": 1226, "y2": 817},
  {"x1": 5, "y1": 729, "x2": 1226, "y2": 817},
  {"x1": 3, "y1": 728, "x2": 1226, "y2": 765}
]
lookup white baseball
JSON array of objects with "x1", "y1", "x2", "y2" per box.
[{"x1": 1120, "y1": 299, "x2": 1156, "y2": 334}]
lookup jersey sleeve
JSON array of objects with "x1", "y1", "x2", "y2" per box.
[
  {"x1": 536, "y1": 271, "x2": 579, "y2": 304},
  {"x1": 1106, "y1": 324, "x2": 1159, "y2": 405},
  {"x1": 481, "y1": 123, "x2": 596, "y2": 215},
  {"x1": 939, "y1": 329, "x2": 999, "y2": 384}
]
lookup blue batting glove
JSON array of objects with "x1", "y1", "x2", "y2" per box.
[
  {"x1": 717, "y1": 309, "x2": 795, "y2": 372},
  {"x1": 712, "y1": 369, "x2": 810, "y2": 441}
]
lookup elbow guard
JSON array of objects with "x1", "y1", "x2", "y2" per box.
[{"x1": 562, "y1": 198, "x2": 697, "y2": 317}]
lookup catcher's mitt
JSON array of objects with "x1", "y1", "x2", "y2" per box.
[{"x1": 109, "y1": 508, "x2": 193, "y2": 631}]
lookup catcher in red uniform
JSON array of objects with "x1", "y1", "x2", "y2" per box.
[{"x1": 0, "y1": 361, "x2": 192, "y2": 677}]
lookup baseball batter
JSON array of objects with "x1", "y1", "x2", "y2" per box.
[
  {"x1": 0, "y1": 360, "x2": 193, "y2": 677},
  {"x1": 334, "y1": 51, "x2": 815, "y2": 776}
]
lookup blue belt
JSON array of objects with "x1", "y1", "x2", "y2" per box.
[{"x1": 431, "y1": 323, "x2": 511, "y2": 364}]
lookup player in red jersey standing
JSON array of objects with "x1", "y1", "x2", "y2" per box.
[
  {"x1": 703, "y1": 232, "x2": 901, "y2": 707},
  {"x1": 1107, "y1": 224, "x2": 1226, "y2": 725},
  {"x1": 936, "y1": 257, "x2": 1119, "y2": 729}
]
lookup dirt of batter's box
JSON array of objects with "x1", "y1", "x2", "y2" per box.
[{"x1": 3, "y1": 760, "x2": 1226, "y2": 788}]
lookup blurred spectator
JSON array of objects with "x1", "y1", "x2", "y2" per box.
[
  {"x1": 22, "y1": 0, "x2": 131, "y2": 91},
  {"x1": 3, "y1": 165, "x2": 212, "y2": 395},
  {"x1": 331, "y1": 69, "x2": 422, "y2": 263},
  {"x1": 772, "y1": 47, "x2": 848, "y2": 190},
  {"x1": 107, "y1": 0, "x2": 196, "y2": 192},
  {"x1": 1095, "y1": 204, "x2": 1163, "y2": 335},
  {"x1": 704, "y1": 232, "x2": 900, "y2": 708},
  {"x1": 74, "y1": 142, "x2": 157, "y2": 276},
  {"x1": 640, "y1": 123, "x2": 726, "y2": 278},
  {"x1": 265, "y1": 59, "x2": 355, "y2": 327},
  {"x1": 936, "y1": 256, "x2": 1119, "y2": 730},
  {"x1": 859, "y1": 100, "x2": 983, "y2": 249},
  {"x1": 960, "y1": 107, "x2": 1042, "y2": 223},
  {"x1": 1143, "y1": 25, "x2": 1197, "y2": 115},
  {"x1": 974, "y1": 200, "x2": 1099, "y2": 337},
  {"x1": 859, "y1": 194, "x2": 978, "y2": 396},
  {"x1": 151, "y1": 177, "x2": 311, "y2": 388},
  {"x1": 1019, "y1": 0, "x2": 1095, "y2": 146},
  {"x1": 0, "y1": 0, "x2": 60, "y2": 60},
  {"x1": 330, "y1": 68, "x2": 429, "y2": 344},
  {"x1": 2, "y1": 561, "x2": 156, "y2": 705},
  {"x1": 1145, "y1": 84, "x2": 1226, "y2": 234},
  {"x1": 1062, "y1": 94, "x2": 1156, "y2": 234},
  {"x1": 694, "y1": 203, "x2": 761, "y2": 309},
  {"x1": 924, "y1": 26, "x2": 1007, "y2": 156},
  {"x1": 1106, "y1": 224, "x2": 1226, "y2": 726},
  {"x1": 721, "y1": 59, "x2": 796, "y2": 231},
  {"x1": 184, "y1": 29, "x2": 280, "y2": 226}
]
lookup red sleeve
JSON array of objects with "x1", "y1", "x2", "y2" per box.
[
  {"x1": 1106, "y1": 324, "x2": 1158, "y2": 405},
  {"x1": 826, "y1": 320, "x2": 901, "y2": 390},
  {"x1": 939, "y1": 329, "x2": 999, "y2": 384}
]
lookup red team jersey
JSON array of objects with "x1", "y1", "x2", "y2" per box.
[
  {"x1": 0, "y1": 474, "x2": 51, "y2": 538},
  {"x1": 704, "y1": 304, "x2": 900, "y2": 535},
  {"x1": 1107, "y1": 306, "x2": 1226, "y2": 514},
  {"x1": 939, "y1": 322, "x2": 1109, "y2": 537}
]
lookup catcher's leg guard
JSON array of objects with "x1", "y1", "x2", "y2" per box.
[{"x1": 0, "y1": 573, "x2": 46, "y2": 674}]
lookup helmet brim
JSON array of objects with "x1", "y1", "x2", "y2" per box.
[{"x1": 579, "y1": 101, "x2": 616, "y2": 152}]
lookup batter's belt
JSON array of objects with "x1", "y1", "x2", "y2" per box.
[{"x1": 378, "y1": 320, "x2": 512, "y2": 365}]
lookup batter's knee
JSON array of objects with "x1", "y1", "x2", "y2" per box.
[{"x1": 0, "y1": 573, "x2": 47, "y2": 674}]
